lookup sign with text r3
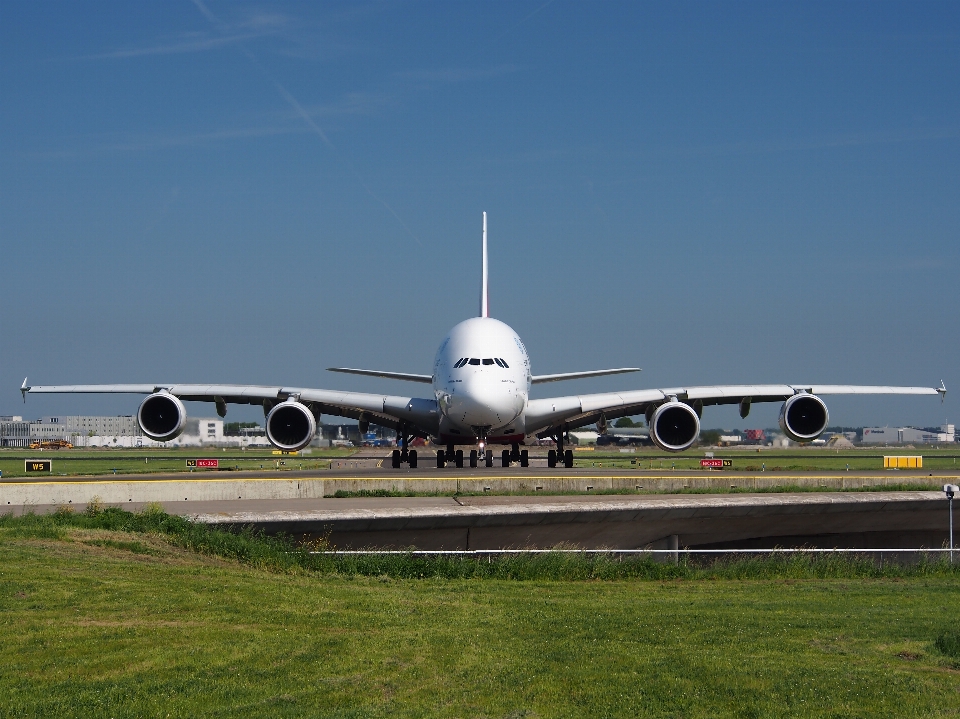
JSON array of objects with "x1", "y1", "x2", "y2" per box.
[
  {"x1": 25, "y1": 460, "x2": 52, "y2": 472},
  {"x1": 186, "y1": 459, "x2": 219, "y2": 468},
  {"x1": 701, "y1": 459, "x2": 732, "y2": 468}
]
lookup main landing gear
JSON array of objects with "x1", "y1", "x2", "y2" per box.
[
  {"x1": 432, "y1": 441, "x2": 528, "y2": 469},
  {"x1": 436, "y1": 445, "x2": 465, "y2": 468},
  {"x1": 391, "y1": 428, "x2": 417, "y2": 468},
  {"x1": 501, "y1": 442, "x2": 528, "y2": 468},
  {"x1": 547, "y1": 431, "x2": 573, "y2": 469}
]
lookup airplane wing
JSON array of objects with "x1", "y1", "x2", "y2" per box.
[
  {"x1": 21, "y1": 381, "x2": 440, "y2": 436},
  {"x1": 531, "y1": 368, "x2": 640, "y2": 384},
  {"x1": 525, "y1": 382, "x2": 946, "y2": 436},
  {"x1": 326, "y1": 368, "x2": 433, "y2": 383}
]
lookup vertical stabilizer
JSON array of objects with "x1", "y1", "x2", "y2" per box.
[{"x1": 480, "y1": 211, "x2": 489, "y2": 317}]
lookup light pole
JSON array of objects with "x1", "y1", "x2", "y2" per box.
[{"x1": 945, "y1": 485, "x2": 959, "y2": 564}]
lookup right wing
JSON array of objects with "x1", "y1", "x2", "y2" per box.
[
  {"x1": 526, "y1": 383, "x2": 944, "y2": 436},
  {"x1": 21, "y1": 381, "x2": 440, "y2": 436}
]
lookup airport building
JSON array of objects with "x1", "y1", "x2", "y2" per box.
[
  {"x1": 862, "y1": 424, "x2": 955, "y2": 444},
  {"x1": 31, "y1": 416, "x2": 142, "y2": 444},
  {"x1": 0, "y1": 417, "x2": 30, "y2": 447}
]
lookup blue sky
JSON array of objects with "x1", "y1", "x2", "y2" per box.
[{"x1": 1, "y1": 1, "x2": 957, "y2": 430}]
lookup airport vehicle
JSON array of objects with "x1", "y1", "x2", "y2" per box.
[{"x1": 20, "y1": 214, "x2": 945, "y2": 470}]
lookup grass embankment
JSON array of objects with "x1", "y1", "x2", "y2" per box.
[
  {"x1": 3, "y1": 507, "x2": 960, "y2": 716},
  {"x1": 0, "y1": 447, "x2": 358, "y2": 479}
]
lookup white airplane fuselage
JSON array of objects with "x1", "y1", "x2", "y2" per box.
[{"x1": 432, "y1": 317, "x2": 531, "y2": 445}]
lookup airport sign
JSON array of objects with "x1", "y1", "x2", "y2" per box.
[
  {"x1": 25, "y1": 459, "x2": 52, "y2": 473},
  {"x1": 186, "y1": 459, "x2": 219, "y2": 468},
  {"x1": 700, "y1": 459, "x2": 732, "y2": 469}
]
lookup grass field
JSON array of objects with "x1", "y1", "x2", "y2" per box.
[
  {"x1": 2, "y1": 508, "x2": 960, "y2": 717},
  {"x1": 1, "y1": 446, "x2": 960, "y2": 480},
  {"x1": 0, "y1": 447, "x2": 358, "y2": 479}
]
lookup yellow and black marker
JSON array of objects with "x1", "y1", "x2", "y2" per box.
[{"x1": 25, "y1": 459, "x2": 52, "y2": 473}]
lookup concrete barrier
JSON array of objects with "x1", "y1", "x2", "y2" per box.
[{"x1": 0, "y1": 472, "x2": 953, "y2": 507}]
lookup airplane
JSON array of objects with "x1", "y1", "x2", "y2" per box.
[{"x1": 20, "y1": 213, "x2": 946, "y2": 470}]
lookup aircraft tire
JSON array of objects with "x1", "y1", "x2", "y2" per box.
[
  {"x1": 470, "y1": 450, "x2": 478, "y2": 468},
  {"x1": 520, "y1": 450, "x2": 529, "y2": 467},
  {"x1": 391, "y1": 450, "x2": 401, "y2": 469},
  {"x1": 409, "y1": 450, "x2": 417, "y2": 469},
  {"x1": 564, "y1": 449, "x2": 573, "y2": 468},
  {"x1": 485, "y1": 452, "x2": 493, "y2": 467},
  {"x1": 455, "y1": 449, "x2": 464, "y2": 468},
  {"x1": 437, "y1": 450, "x2": 445, "y2": 468},
  {"x1": 547, "y1": 449, "x2": 557, "y2": 468},
  {"x1": 501, "y1": 449, "x2": 511, "y2": 467}
]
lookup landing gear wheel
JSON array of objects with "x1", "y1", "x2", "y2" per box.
[
  {"x1": 520, "y1": 450, "x2": 529, "y2": 467},
  {"x1": 502, "y1": 449, "x2": 511, "y2": 467},
  {"x1": 391, "y1": 449, "x2": 401, "y2": 469},
  {"x1": 455, "y1": 449, "x2": 464, "y2": 468},
  {"x1": 469, "y1": 450, "x2": 478, "y2": 468},
  {"x1": 485, "y1": 452, "x2": 493, "y2": 467},
  {"x1": 437, "y1": 450, "x2": 445, "y2": 468},
  {"x1": 564, "y1": 449, "x2": 573, "y2": 468},
  {"x1": 547, "y1": 449, "x2": 557, "y2": 468},
  {"x1": 511, "y1": 443, "x2": 521, "y2": 463},
  {"x1": 409, "y1": 450, "x2": 418, "y2": 469}
]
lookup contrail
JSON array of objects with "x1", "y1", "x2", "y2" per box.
[
  {"x1": 189, "y1": 0, "x2": 424, "y2": 249},
  {"x1": 494, "y1": 0, "x2": 556, "y2": 41}
]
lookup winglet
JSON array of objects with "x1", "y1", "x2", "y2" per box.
[
  {"x1": 938, "y1": 379, "x2": 947, "y2": 403},
  {"x1": 20, "y1": 377, "x2": 29, "y2": 402}
]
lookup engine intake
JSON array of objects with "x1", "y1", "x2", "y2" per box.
[
  {"x1": 650, "y1": 401, "x2": 700, "y2": 452},
  {"x1": 779, "y1": 393, "x2": 829, "y2": 443},
  {"x1": 266, "y1": 400, "x2": 317, "y2": 451},
  {"x1": 137, "y1": 392, "x2": 186, "y2": 442}
]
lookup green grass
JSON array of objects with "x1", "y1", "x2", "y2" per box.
[
  {"x1": 0, "y1": 447, "x2": 358, "y2": 478},
  {"x1": 575, "y1": 446, "x2": 960, "y2": 471},
  {"x1": 2, "y1": 508, "x2": 960, "y2": 716}
]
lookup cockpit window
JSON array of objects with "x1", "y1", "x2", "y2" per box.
[
  {"x1": 482, "y1": 358, "x2": 495, "y2": 365},
  {"x1": 453, "y1": 358, "x2": 467, "y2": 368},
  {"x1": 468, "y1": 358, "x2": 481, "y2": 365},
  {"x1": 499, "y1": 358, "x2": 509, "y2": 368},
  {"x1": 494, "y1": 358, "x2": 504, "y2": 367}
]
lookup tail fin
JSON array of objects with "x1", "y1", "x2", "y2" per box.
[{"x1": 480, "y1": 211, "x2": 489, "y2": 317}]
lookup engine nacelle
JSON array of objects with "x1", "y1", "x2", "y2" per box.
[
  {"x1": 266, "y1": 400, "x2": 317, "y2": 451},
  {"x1": 137, "y1": 392, "x2": 186, "y2": 442},
  {"x1": 650, "y1": 401, "x2": 700, "y2": 452},
  {"x1": 779, "y1": 393, "x2": 829, "y2": 443}
]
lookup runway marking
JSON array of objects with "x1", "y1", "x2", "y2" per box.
[{"x1": 2, "y1": 474, "x2": 957, "y2": 487}]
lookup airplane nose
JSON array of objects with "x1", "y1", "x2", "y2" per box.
[{"x1": 448, "y1": 376, "x2": 521, "y2": 427}]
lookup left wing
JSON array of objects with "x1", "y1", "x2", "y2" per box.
[
  {"x1": 526, "y1": 382, "x2": 946, "y2": 436},
  {"x1": 327, "y1": 368, "x2": 433, "y2": 383},
  {"x1": 21, "y1": 380, "x2": 440, "y2": 436}
]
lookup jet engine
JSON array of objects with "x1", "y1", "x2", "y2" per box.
[
  {"x1": 650, "y1": 401, "x2": 700, "y2": 452},
  {"x1": 137, "y1": 392, "x2": 186, "y2": 442},
  {"x1": 779, "y1": 393, "x2": 829, "y2": 443},
  {"x1": 266, "y1": 400, "x2": 317, "y2": 451}
]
